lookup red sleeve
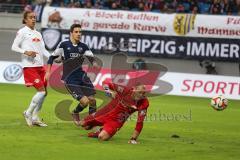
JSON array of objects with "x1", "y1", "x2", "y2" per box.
[
  {"x1": 102, "y1": 79, "x2": 114, "y2": 90},
  {"x1": 135, "y1": 99, "x2": 149, "y2": 133},
  {"x1": 102, "y1": 79, "x2": 128, "y2": 95}
]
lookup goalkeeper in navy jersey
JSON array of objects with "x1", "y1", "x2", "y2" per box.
[{"x1": 46, "y1": 24, "x2": 99, "y2": 126}]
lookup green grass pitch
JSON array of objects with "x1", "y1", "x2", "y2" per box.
[{"x1": 0, "y1": 83, "x2": 240, "y2": 160}]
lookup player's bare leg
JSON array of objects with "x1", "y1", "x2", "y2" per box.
[
  {"x1": 98, "y1": 130, "x2": 111, "y2": 141},
  {"x1": 31, "y1": 86, "x2": 48, "y2": 127},
  {"x1": 72, "y1": 96, "x2": 89, "y2": 126},
  {"x1": 88, "y1": 96, "x2": 97, "y2": 114}
]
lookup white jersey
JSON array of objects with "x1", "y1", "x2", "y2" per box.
[{"x1": 11, "y1": 26, "x2": 50, "y2": 68}]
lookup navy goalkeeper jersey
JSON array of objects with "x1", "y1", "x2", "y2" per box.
[{"x1": 50, "y1": 40, "x2": 94, "y2": 81}]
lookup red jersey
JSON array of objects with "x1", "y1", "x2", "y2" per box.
[{"x1": 94, "y1": 80, "x2": 149, "y2": 133}]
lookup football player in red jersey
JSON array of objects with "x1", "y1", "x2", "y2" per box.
[{"x1": 79, "y1": 80, "x2": 149, "y2": 144}]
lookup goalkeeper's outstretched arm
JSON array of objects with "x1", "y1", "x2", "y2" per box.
[
  {"x1": 129, "y1": 99, "x2": 149, "y2": 144},
  {"x1": 129, "y1": 109, "x2": 147, "y2": 144}
]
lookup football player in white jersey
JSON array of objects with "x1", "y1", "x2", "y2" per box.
[{"x1": 11, "y1": 11, "x2": 50, "y2": 127}]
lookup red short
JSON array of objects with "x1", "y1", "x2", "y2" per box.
[
  {"x1": 83, "y1": 115, "x2": 123, "y2": 137},
  {"x1": 23, "y1": 67, "x2": 47, "y2": 89}
]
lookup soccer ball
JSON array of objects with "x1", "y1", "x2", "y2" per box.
[{"x1": 210, "y1": 95, "x2": 228, "y2": 111}]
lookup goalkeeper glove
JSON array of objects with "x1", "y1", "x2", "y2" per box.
[{"x1": 128, "y1": 137, "x2": 139, "y2": 144}]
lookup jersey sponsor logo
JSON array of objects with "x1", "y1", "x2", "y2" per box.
[
  {"x1": 42, "y1": 29, "x2": 61, "y2": 50},
  {"x1": 3, "y1": 64, "x2": 22, "y2": 82},
  {"x1": 32, "y1": 37, "x2": 41, "y2": 42},
  {"x1": 70, "y1": 53, "x2": 81, "y2": 58}
]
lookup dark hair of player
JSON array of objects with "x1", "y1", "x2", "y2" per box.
[
  {"x1": 22, "y1": 11, "x2": 34, "y2": 24},
  {"x1": 70, "y1": 24, "x2": 82, "y2": 33}
]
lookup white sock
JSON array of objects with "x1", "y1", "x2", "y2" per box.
[
  {"x1": 32, "y1": 95, "x2": 46, "y2": 121},
  {"x1": 26, "y1": 92, "x2": 46, "y2": 117}
]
